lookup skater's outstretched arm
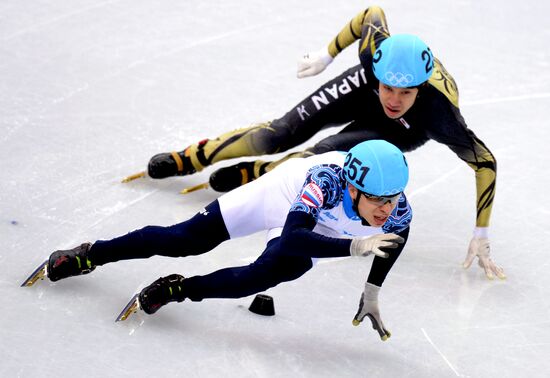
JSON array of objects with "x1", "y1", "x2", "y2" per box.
[{"x1": 298, "y1": 6, "x2": 390, "y2": 78}]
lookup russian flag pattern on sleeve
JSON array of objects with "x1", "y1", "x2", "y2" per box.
[
  {"x1": 290, "y1": 164, "x2": 344, "y2": 219},
  {"x1": 301, "y1": 182, "x2": 324, "y2": 207}
]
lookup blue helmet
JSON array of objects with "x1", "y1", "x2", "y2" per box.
[
  {"x1": 343, "y1": 140, "x2": 409, "y2": 196},
  {"x1": 372, "y1": 34, "x2": 434, "y2": 88}
]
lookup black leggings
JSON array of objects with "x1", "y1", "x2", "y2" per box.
[
  {"x1": 88, "y1": 201, "x2": 313, "y2": 301},
  {"x1": 183, "y1": 238, "x2": 313, "y2": 301},
  {"x1": 89, "y1": 201, "x2": 230, "y2": 265}
]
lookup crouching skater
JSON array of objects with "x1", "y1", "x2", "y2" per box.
[{"x1": 26, "y1": 140, "x2": 411, "y2": 341}]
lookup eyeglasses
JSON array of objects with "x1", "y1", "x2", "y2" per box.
[{"x1": 361, "y1": 192, "x2": 402, "y2": 206}]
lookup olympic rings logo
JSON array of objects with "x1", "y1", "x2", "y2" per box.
[{"x1": 384, "y1": 71, "x2": 414, "y2": 86}]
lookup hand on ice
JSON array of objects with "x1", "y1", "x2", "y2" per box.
[
  {"x1": 352, "y1": 283, "x2": 391, "y2": 341},
  {"x1": 297, "y1": 48, "x2": 333, "y2": 78},
  {"x1": 463, "y1": 237, "x2": 506, "y2": 280}
]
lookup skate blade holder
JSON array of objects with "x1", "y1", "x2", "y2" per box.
[
  {"x1": 116, "y1": 294, "x2": 141, "y2": 322},
  {"x1": 121, "y1": 171, "x2": 146, "y2": 183},
  {"x1": 180, "y1": 182, "x2": 209, "y2": 194},
  {"x1": 21, "y1": 261, "x2": 48, "y2": 287}
]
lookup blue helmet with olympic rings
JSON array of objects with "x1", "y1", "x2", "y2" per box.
[
  {"x1": 343, "y1": 140, "x2": 409, "y2": 196},
  {"x1": 372, "y1": 34, "x2": 434, "y2": 88}
]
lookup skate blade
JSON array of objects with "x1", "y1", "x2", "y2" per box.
[
  {"x1": 21, "y1": 260, "x2": 48, "y2": 287},
  {"x1": 121, "y1": 171, "x2": 146, "y2": 183},
  {"x1": 180, "y1": 182, "x2": 209, "y2": 194},
  {"x1": 116, "y1": 293, "x2": 141, "y2": 322}
]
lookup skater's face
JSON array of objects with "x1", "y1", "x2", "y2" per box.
[
  {"x1": 378, "y1": 83, "x2": 419, "y2": 119},
  {"x1": 349, "y1": 185, "x2": 399, "y2": 227}
]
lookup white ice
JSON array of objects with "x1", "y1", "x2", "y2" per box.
[{"x1": 1, "y1": 1, "x2": 550, "y2": 377}]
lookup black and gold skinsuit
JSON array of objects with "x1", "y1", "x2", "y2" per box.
[{"x1": 183, "y1": 6, "x2": 496, "y2": 228}]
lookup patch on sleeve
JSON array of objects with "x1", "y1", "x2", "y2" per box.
[
  {"x1": 290, "y1": 164, "x2": 344, "y2": 218},
  {"x1": 300, "y1": 182, "x2": 324, "y2": 208}
]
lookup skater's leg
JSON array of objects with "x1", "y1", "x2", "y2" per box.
[
  {"x1": 148, "y1": 65, "x2": 369, "y2": 179},
  {"x1": 208, "y1": 120, "x2": 386, "y2": 192},
  {"x1": 260, "y1": 126, "x2": 383, "y2": 173},
  {"x1": 181, "y1": 238, "x2": 313, "y2": 301},
  {"x1": 47, "y1": 201, "x2": 229, "y2": 281},
  {"x1": 89, "y1": 200, "x2": 230, "y2": 265},
  {"x1": 137, "y1": 237, "x2": 313, "y2": 313}
]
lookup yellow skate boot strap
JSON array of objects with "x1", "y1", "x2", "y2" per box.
[
  {"x1": 170, "y1": 151, "x2": 184, "y2": 173},
  {"x1": 239, "y1": 167, "x2": 249, "y2": 186}
]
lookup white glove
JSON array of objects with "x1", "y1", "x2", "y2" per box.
[
  {"x1": 350, "y1": 233, "x2": 404, "y2": 258},
  {"x1": 296, "y1": 48, "x2": 333, "y2": 78},
  {"x1": 352, "y1": 282, "x2": 391, "y2": 341},
  {"x1": 463, "y1": 237, "x2": 506, "y2": 280}
]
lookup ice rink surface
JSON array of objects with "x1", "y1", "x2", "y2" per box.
[{"x1": 1, "y1": 1, "x2": 550, "y2": 377}]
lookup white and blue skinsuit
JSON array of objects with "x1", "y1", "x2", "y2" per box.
[{"x1": 87, "y1": 152, "x2": 412, "y2": 301}]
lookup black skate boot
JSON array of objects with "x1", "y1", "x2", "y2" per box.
[
  {"x1": 138, "y1": 274, "x2": 186, "y2": 314},
  {"x1": 147, "y1": 139, "x2": 209, "y2": 179},
  {"x1": 47, "y1": 242, "x2": 95, "y2": 282},
  {"x1": 209, "y1": 161, "x2": 269, "y2": 192}
]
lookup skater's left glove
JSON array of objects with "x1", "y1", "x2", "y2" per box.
[
  {"x1": 297, "y1": 47, "x2": 333, "y2": 78},
  {"x1": 462, "y1": 237, "x2": 506, "y2": 280},
  {"x1": 463, "y1": 236, "x2": 506, "y2": 280},
  {"x1": 352, "y1": 282, "x2": 391, "y2": 341}
]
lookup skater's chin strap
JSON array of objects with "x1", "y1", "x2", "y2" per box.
[{"x1": 343, "y1": 187, "x2": 371, "y2": 226}]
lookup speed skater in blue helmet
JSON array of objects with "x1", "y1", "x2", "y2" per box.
[{"x1": 343, "y1": 140, "x2": 409, "y2": 226}]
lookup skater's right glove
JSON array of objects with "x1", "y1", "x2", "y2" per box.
[
  {"x1": 350, "y1": 233, "x2": 404, "y2": 258},
  {"x1": 352, "y1": 282, "x2": 391, "y2": 341},
  {"x1": 297, "y1": 47, "x2": 333, "y2": 78}
]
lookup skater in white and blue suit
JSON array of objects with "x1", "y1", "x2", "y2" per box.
[{"x1": 44, "y1": 140, "x2": 411, "y2": 340}]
